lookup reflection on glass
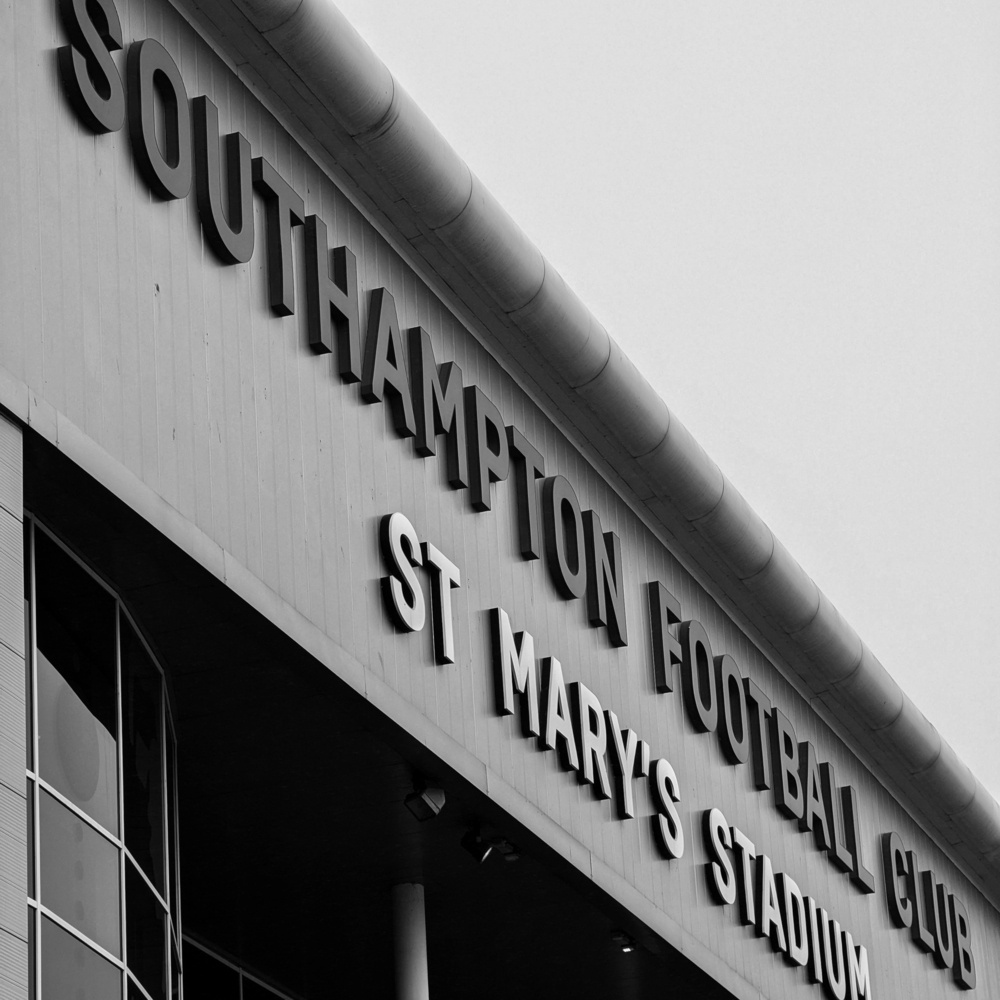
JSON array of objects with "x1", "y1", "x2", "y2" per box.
[
  {"x1": 126, "y1": 863, "x2": 166, "y2": 1000},
  {"x1": 181, "y1": 946, "x2": 240, "y2": 1000},
  {"x1": 41, "y1": 915, "x2": 122, "y2": 1000},
  {"x1": 39, "y1": 790, "x2": 121, "y2": 958},
  {"x1": 36, "y1": 651, "x2": 119, "y2": 833},
  {"x1": 29, "y1": 523, "x2": 183, "y2": 1000},
  {"x1": 35, "y1": 531, "x2": 118, "y2": 834},
  {"x1": 122, "y1": 619, "x2": 164, "y2": 892}
]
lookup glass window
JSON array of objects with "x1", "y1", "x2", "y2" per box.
[
  {"x1": 244, "y1": 979, "x2": 286, "y2": 1000},
  {"x1": 39, "y1": 789, "x2": 121, "y2": 958},
  {"x1": 171, "y1": 937, "x2": 180, "y2": 1000},
  {"x1": 122, "y1": 618, "x2": 165, "y2": 893},
  {"x1": 28, "y1": 519, "x2": 181, "y2": 999},
  {"x1": 34, "y1": 531, "x2": 118, "y2": 834},
  {"x1": 166, "y1": 727, "x2": 179, "y2": 921},
  {"x1": 27, "y1": 907, "x2": 35, "y2": 1000},
  {"x1": 181, "y1": 944, "x2": 301, "y2": 1000},
  {"x1": 26, "y1": 779, "x2": 34, "y2": 899},
  {"x1": 41, "y1": 915, "x2": 122, "y2": 1000},
  {"x1": 181, "y1": 946, "x2": 240, "y2": 1000},
  {"x1": 128, "y1": 978, "x2": 151, "y2": 1000},
  {"x1": 126, "y1": 863, "x2": 167, "y2": 1000},
  {"x1": 24, "y1": 520, "x2": 32, "y2": 769}
]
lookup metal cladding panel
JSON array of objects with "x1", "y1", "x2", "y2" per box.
[
  {"x1": 0, "y1": 418, "x2": 25, "y2": 1000},
  {"x1": 2, "y1": 2, "x2": 998, "y2": 998}
]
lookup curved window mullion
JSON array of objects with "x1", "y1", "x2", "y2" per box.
[
  {"x1": 35, "y1": 904, "x2": 126, "y2": 969},
  {"x1": 26, "y1": 515, "x2": 180, "y2": 1000},
  {"x1": 124, "y1": 847, "x2": 170, "y2": 913}
]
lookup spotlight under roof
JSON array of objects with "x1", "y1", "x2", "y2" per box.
[
  {"x1": 611, "y1": 930, "x2": 636, "y2": 954},
  {"x1": 404, "y1": 785, "x2": 446, "y2": 822},
  {"x1": 461, "y1": 829, "x2": 493, "y2": 864}
]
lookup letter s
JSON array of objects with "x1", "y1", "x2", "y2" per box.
[
  {"x1": 650, "y1": 758, "x2": 685, "y2": 859},
  {"x1": 380, "y1": 512, "x2": 425, "y2": 633},
  {"x1": 58, "y1": 0, "x2": 125, "y2": 133},
  {"x1": 704, "y1": 807, "x2": 737, "y2": 905}
]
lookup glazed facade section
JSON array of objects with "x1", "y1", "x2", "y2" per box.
[
  {"x1": 1, "y1": 0, "x2": 999, "y2": 998},
  {"x1": 24, "y1": 519, "x2": 181, "y2": 999}
]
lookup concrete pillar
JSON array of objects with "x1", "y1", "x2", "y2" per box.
[{"x1": 392, "y1": 882, "x2": 429, "y2": 1000}]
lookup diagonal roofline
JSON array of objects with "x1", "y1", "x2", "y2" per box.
[{"x1": 186, "y1": 0, "x2": 1000, "y2": 905}]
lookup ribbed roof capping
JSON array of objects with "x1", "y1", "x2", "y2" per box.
[
  {"x1": 509, "y1": 262, "x2": 612, "y2": 388},
  {"x1": 229, "y1": 0, "x2": 1000, "y2": 899}
]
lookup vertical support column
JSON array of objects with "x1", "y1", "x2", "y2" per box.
[
  {"x1": 392, "y1": 883, "x2": 429, "y2": 1000},
  {"x1": 0, "y1": 414, "x2": 26, "y2": 1000}
]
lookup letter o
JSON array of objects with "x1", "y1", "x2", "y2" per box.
[
  {"x1": 127, "y1": 38, "x2": 192, "y2": 200},
  {"x1": 680, "y1": 620, "x2": 717, "y2": 733},
  {"x1": 543, "y1": 475, "x2": 587, "y2": 600}
]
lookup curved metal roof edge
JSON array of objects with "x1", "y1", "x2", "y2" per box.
[{"x1": 224, "y1": 0, "x2": 1000, "y2": 884}]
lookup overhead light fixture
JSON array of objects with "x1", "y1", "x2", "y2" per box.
[
  {"x1": 404, "y1": 783, "x2": 446, "y2": 822},
  {"x1": 461, "y1": 828, "x2": 493, "y2": 864},
  {"x1": 611, "y1": 930, "x2": 636, "y2": 954},
  {"x1": 490, "y1": 837, "x2": 521, "y2": 862}
]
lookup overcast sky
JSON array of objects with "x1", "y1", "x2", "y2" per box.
[{"x1": 332, "y1": 1, "x2": 1000, "y2": 802}]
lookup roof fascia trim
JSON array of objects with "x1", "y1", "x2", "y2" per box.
[{"x1": 223, "y1": 0, "x2": 1000, "y2": 891}]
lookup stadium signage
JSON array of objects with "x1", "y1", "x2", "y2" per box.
[
  {"x1": 379, "y1": 516, "x2": 876, "y2": 998},
  {"x1": 58, "y1": 0, "x2": 977, "y2": 992}
]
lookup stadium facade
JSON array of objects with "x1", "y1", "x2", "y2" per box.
[{"x1": 1, "y1": 1, "x2": 998, "y2": 997}]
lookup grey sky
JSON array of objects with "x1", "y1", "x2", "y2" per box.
[{"x1": 333, "y1": 1, "x2": 1000, "y2": 801}]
